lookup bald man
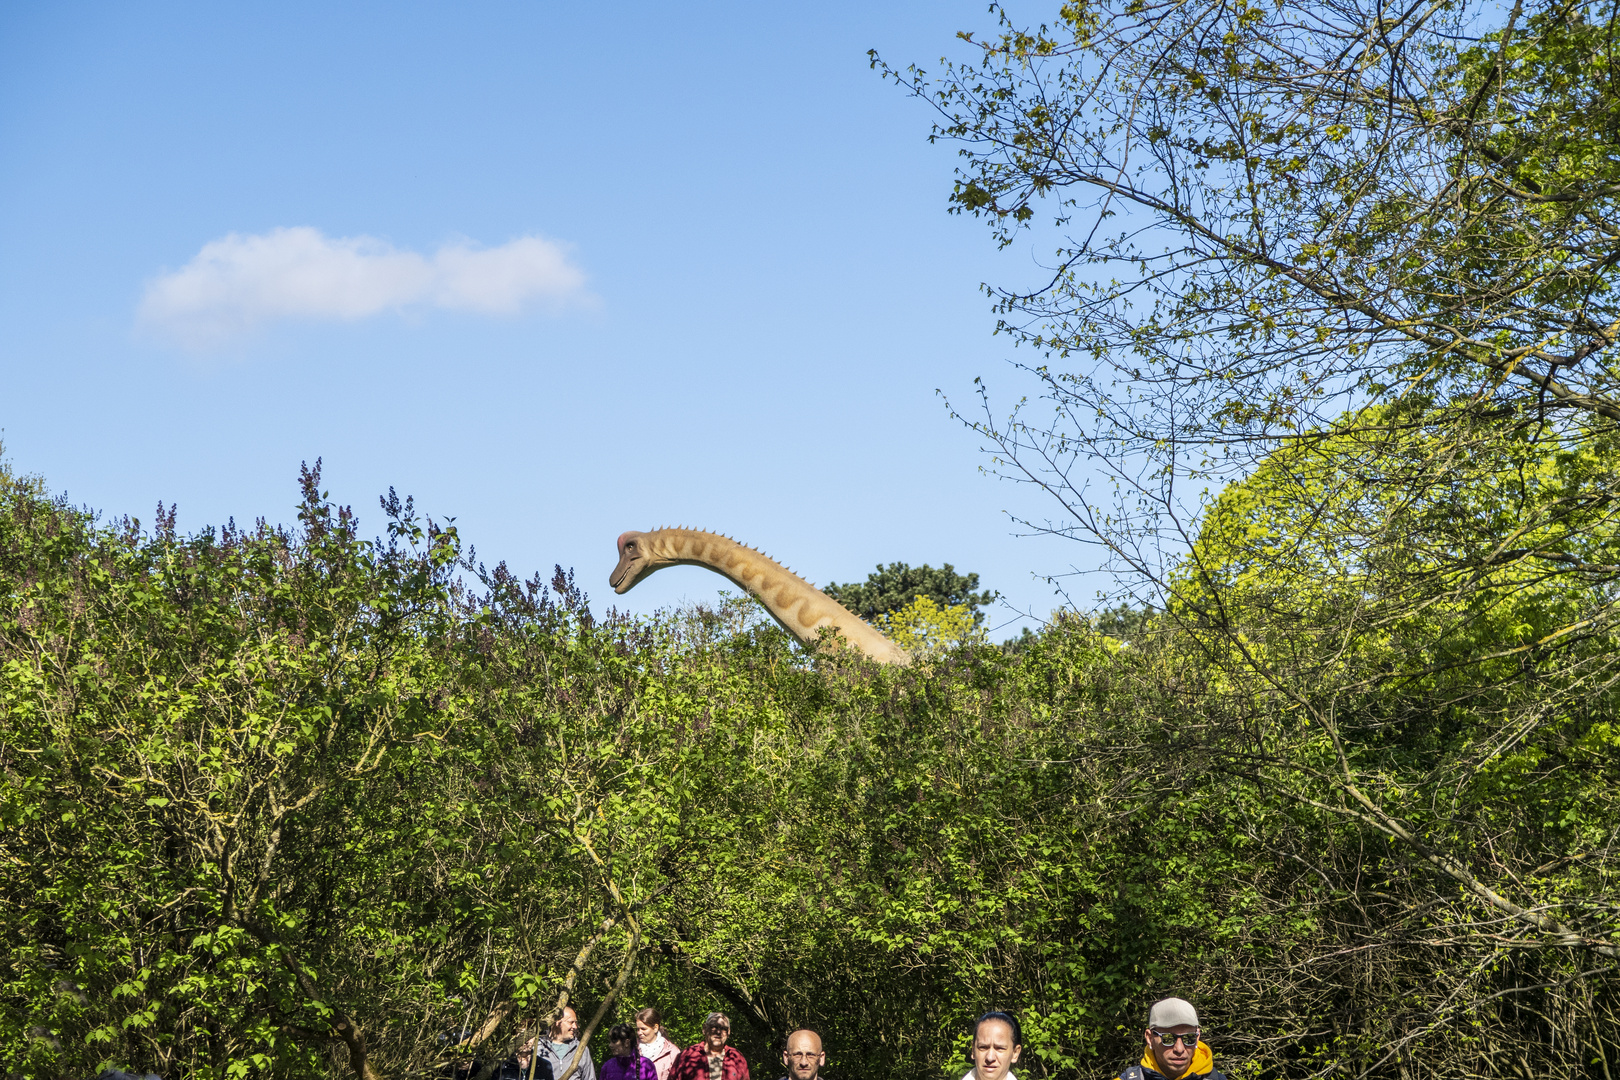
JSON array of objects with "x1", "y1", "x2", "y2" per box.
[{"x1": 776, "y1": 1029, "x2": 827, "y2": 1080}]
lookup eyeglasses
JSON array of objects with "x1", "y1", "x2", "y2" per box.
[
  {"x1": 786, "y1": 1052, "x2": 821, "y2": 1060},
  {"x1": 1151, "y1": 1030, "x2": 1200, "y2": 1048}
]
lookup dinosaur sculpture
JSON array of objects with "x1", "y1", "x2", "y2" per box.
[{"x1": 609, "y1": 527, "x2": 911, "y2": 665}]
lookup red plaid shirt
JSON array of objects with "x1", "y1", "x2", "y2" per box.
[{"x1": 669, "y1": 1044, "x2": 749, "y2": 1080}]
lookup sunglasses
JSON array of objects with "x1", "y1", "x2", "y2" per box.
[{"x1": 1151, "y1": 1030, "x2": 1200, "y2": 1048}]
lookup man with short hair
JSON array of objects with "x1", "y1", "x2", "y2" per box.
[
  {"x1": 1119, "y1": 998, "x2": 1226, "y2": 1080},
  {"x1": 539, "y1": 1007, "x2": 597, "y2": 1080},
  {"x1": 775, "y1": 1029, "x2": 826, "y2": 1080},
  {"x1": 964, "y1": 1012, "x2": 1022, "y2": 1080},
  {"x1": 669, "y1": 1012, "x2": 749, "y2": 1080}
]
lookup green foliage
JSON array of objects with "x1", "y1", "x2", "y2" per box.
[
  {"x1": 1157, "y1": 411, "x2": 1620, "y2": 1074},
  {"x1": 0, "y1": 461, "x2": 480, "y2": 1080},
  {"x1": 9, "y1": 5, "x2": 1620, "y2": 1078},
  {"x1": 11, "y1": 6, "x2": 1620, "y2": 1071},
  {"x1": 860, "y1": 2, "x2": 1620, "y2": 1070},
  {"x1": 1089, "y1": 604, "x2": 1155, "y2": 646},
  {"x1": 876, "y1": 1, "x2": 1620, "y2": 450},
  {"x1": 6, "y1": 455, "x2": 1617, "y2": 1079},
  {"x1": 1000, "y1": 625, "x2": 1039, "y2": 653},
  {"x1": 875, "y1": 596, "x2": 983, "y2": 657},
  {"x1": 823, "y1": 562, "x2": 998, "y2": 626}
]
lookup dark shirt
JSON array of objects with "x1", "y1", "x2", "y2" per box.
[{"x1": 498, "y1": 1058, "x2": 556, "y2": 1080}]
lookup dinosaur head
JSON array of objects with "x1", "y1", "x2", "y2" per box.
[{"x1": 609, "y1": 530, "x2": 664, "y2": 594}]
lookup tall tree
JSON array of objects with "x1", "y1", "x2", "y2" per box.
[
  {"x1": 880, "y1": 0, "x2": 1620, "y2": 460},
  {"x1": 875, "y1": 0, "x2": 1620, "y2": 602},
  {"x1": 822, "y1": 562, "x2": 998, "y2": 625},
  {"x1": 0, "y1": 463, "x2": 483, "y2": 1079},
  {"x1": 876, "y1": 0, "x2": 1620, "y2": 1069}
]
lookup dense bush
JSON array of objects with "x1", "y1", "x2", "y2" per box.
[{"x1": 3, "y1": 457, "x2": 1617, "y2": 1079}]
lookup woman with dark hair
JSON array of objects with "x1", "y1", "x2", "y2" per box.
[
  {"x1": 635, "y1": 1006, "x2": 679, "y2": 1080},
  {"x1": 599, "y1": 1023, "x2": 658, "y2": 1080},
  {"x1": 964, "y1": 1012, "x2": 1022, "y2": 1080}
]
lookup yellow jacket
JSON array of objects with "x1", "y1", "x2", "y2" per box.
[{"x1": 1125, "y1": 1041, "x2": 1222, "y2": 1080}]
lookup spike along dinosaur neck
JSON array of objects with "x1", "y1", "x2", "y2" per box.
[{"x1": 609, "y1": 527, "x2": 911, "y2": 666}]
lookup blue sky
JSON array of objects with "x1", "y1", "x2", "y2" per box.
[{"x1": 0, "y1": 1, "x2": 1092, "y2": 635}]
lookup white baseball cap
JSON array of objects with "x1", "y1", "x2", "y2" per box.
[{"x1": 1147, "y1": 998, "x2": 1200, "y2": 1029}]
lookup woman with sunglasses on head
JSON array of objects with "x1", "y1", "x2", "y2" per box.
[{"x1": 1120, "y1": 998, "x2": 1226, "y2": 1080}]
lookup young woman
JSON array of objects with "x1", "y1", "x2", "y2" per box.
[
  {"x1": 635, "y1": 1007, "x2": 679, "y2": 1080},
  {"x1": 599, "y1": 1023, "x2": 658, "y2": 1080}
]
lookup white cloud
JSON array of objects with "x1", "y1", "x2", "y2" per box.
[{"x1": 138, "y1": 226, "x2": 592, "y2": 347}]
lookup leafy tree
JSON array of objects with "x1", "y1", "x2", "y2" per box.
[
  {"x1": 823, "y1": 562, "x2": 998, "y2": 626},
  {"x1": 872, "y1": 0, "x2": 1620, "y2": 632},
  {"x1": 1181, "y1": 419, "x2": 1620, "y2": 1070},
  {"x1": 1090, "y1": 603, "x2": 1155, "y2": 645},
  {"x1": 0, "y1": 461, "x2": 484, "y2": 1079},
  {"x1": 1000, "y1": 624, "x2": 1039, "y2": 652},
  {"x1": 874, "y1": 595, "x2": 983, "y2": 656},
  {"x1": 878, "y1": 0, "x2": 1620, "y2": 467},
  {"x1": 869, "y1": 0, "x2": 1620, "y2": 1070},
  {"x1": 0, "y1": 462, "x2": 734, "y2": 1080}
]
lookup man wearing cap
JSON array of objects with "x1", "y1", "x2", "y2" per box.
[{"x1": 1119, "y1": 998, "x2": 1226, "y2": 1080}]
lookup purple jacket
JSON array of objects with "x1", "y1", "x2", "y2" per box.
[{"x1": 600, "y1": 1056, "x2": 658, "y2": 1080}]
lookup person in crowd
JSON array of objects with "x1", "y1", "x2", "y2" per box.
[
  {"x1": 636, "y1": 1006, "x2": 680, "y2": 1080},
  {"x1": 539, "y1": 1007, "x2": 597, "y2": 1080},
  {"x1": 499, "y1": 1028, "x2": 555, "y2": 1080},
  {"x1": 963, "y1": 1011, "x2": 1022, "y2": 1080},
  {"x1": 437, "y1": 1028, "x2": 480, "y2": 1080},
  {"x1": 774, "y1": 1029, "x2": 827, "y2": 1080},
  {"x1": 670, "y1": 1011, "x2": 749, "y2": 1080},
  {"x1": 600, "y1": 1023, "x2": 659, "y2": 1080},
  {"x1": 1118, "y1": 998, "x2": 1226, "y2": 1080}
]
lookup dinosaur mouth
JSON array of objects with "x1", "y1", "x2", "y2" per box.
[{"x1": 609, "y1": 560, "x2": 635, "y2": 593}]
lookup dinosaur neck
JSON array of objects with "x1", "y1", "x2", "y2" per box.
[{"x1": 645, "y1": 528, "x2": 909, "y2": 665}]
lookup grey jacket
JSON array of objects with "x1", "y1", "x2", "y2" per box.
[{"x1": 541, "y1": 1039, "x2": 596, "y2": 1080}]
